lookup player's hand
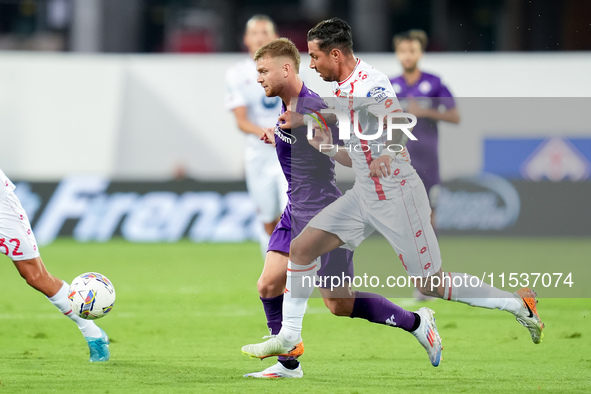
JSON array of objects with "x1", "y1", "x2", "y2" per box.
[
  {"x1": 308, "y1": 123, "x2": 333, "y2": 150},
  {"x1": 407, "y1": 99, "x2": 428, "y2": 118},
  {"x1": 260, "y1": 127, "x2": 276, "y2": 147},
  {"x1": 278, "y1": 110, "x2": 304, "y2": 129},
  {"x1": 369, "y1": 155, "x2": 392, "y2": 179}
]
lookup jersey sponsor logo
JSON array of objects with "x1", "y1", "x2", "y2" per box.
[
  {"x1": 275, "y1": 126, "x2": 297, "y2": 145},
  {"x1": 367, "y1": 86, "x2": 388, "y2": 103}
]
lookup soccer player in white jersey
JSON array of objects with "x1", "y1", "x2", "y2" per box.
[
  {"x1": 241, "y1": 38, "x2": 442, "y2": 376},
  {"x1": 242, "y1": 18, "x2": 544, "y2": 363},
  {"x1": 0, "y1": 169, "x2": 110, "y2": 362},
  {"x1": 225, "y1": 15, "x2": 287, "y2": 256}
]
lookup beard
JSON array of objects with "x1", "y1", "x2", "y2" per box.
[{"x1": 318, "y1": 70, "x2": 337, "y2": 82}]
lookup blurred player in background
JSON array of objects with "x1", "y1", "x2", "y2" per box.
[
  {"x1": 390, "y1": 29, "x2": 460, "y2": 301},
  {"x1": 243, "y1": 18, "x2": 544, "y2": 366},
  {"x1": 225, "y1": 15, "x2": 287, "y2": 257},
  {"x1": 241, "y1": 36, "x2": 443, "y2": 373},
  {"x1": 390, "y1": 29, "x2": 460, "y2": 229},
  {"x1": 0, "y1": 168, "x2": 110, "y2": 362}
]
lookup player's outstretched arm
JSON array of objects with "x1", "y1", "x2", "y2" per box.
[
  {"x1": 280, "y1": 110, "x2": 338, "y2": 130},
  {"x1": 232, "y1": 107, "x2": 267, "y2": 138}
]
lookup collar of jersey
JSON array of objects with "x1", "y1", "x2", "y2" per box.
[{"x1": 338, "y1": 58, "x2": 361, "y2": 86}]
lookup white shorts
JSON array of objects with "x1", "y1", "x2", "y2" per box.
[
  {"x1": 0, "y1": 192, "x2": 40, "y2": 261},
  {"x1": 244, "y1": 145, "x2": 287, "y2": 223},
  {"x1": 308, "y1": 172, "x2": 442, "y2": 278}
]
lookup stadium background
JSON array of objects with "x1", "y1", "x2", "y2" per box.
[{"x1": 0, "y1": 1, "x2": 590, "y2": 391}]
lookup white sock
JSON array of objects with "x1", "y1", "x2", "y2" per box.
[
  {"x1": 280, "y1": 259, "x2": 319, "y2": 342},
  {"x1": 48, "y1": 281, "x2": 102, "y2": 338},
  {"x1": 442, "y1": 272, "x2": 522, "y2": 315}
]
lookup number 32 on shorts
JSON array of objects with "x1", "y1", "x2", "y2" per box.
[{"x1": 0, "y1": 238, "x2": 23, "y2": 257}]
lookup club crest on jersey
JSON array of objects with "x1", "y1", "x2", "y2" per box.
[
  {"x1": 419, "y1": 80, "x2": 432, "y2": 94},
  {"x1": 357, "y1": 70, "x2": 368, "y2": 80},
  {"x1": 367, "y1": 87, "x2": 388, "y2": 103},
  {"x1": 275, "y1": 126, "x2": 297, "y2": 145}
]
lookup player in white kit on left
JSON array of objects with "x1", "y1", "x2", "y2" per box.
[
  {"x1": 225, "y1": 15, "x2": 287, "y2": 256},
  {"x1": 0, "y1": 168, "x2": 110, "y2": 362}
]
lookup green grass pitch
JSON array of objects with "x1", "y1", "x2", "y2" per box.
[{"x1": 0, "y1": 238, "x2": 589, "y2": 393}]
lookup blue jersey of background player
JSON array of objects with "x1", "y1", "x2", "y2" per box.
[{"x1": 389, "y1": 29, "x2": 460, "y2": 228}]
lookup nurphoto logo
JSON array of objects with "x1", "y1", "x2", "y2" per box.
[{"x1": 304, "y1": 108, "x2": 417, "y2": 154}]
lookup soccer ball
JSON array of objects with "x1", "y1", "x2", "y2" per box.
[{"x1": 68, "y1": 272, "x2": 116, "y2": 320}]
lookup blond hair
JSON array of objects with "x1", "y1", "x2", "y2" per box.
[{"x1": 254, "y1": 38, "x2": 300, "y2": 73}]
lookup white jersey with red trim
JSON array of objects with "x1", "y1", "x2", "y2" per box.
[
  {"x1": 0, "y1": 168, "x2": 16, "y2": 201},
  {"x1": 225, "y1": 57, "x2": 282, "y2": 153},
  {"x1": 332, "y1": 58, "x2": 414, "y2": 201}
]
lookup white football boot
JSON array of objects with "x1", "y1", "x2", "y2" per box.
[
  {"x1": 411, "y1": 307, "x2": 442, "y2": 367},
  {"x1": 244, "y1": 361, "x2": 303, "y2": 378}
]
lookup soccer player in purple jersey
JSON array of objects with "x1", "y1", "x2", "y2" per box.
[
  {"x1": 241, "y1": 37, "x2": 441, "y2": 377},
  {"x1": 242, "y1": 19, "x2": 544, "y2": 369},
  {"x1": 389, "y1": 29, "x2": 460, "y2": 229}
]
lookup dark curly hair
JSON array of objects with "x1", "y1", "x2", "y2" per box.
[{"x1": 307, "y1": 18, "x2": 353, "y2": 54}]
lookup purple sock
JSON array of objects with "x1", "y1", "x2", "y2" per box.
[
  {"x1": 350, "y1": 291, "x2": 417, "y2": 332},
  {"x1": 261, "y1": 294, "x2": 293, "y2": 362},
  {"x1": 260, "y1": 295, "x2": 283, "y2": 335}
]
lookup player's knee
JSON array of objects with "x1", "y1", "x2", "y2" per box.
[
  {"x1": 289, "y1": 237, "x2": 304, "y2": 259},
  {"x1": 323, "y1": 297, "x2": 354, "y2": 317},
  {"x1": 256, "y1": 277, "x2": 284, "y2": 298},
  {"x1": 290, "y1": 237, "x2": 315, "y2": 264}
]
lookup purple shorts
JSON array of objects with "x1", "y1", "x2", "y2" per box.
[
  {"x1": 268, "y1": 202, "x2": 354, "y2": 285},
  {"x1": 413, "y1": 162, "x2": 440, "y2": 197},
  {"x1": 405, "y1": 128, "x2": 440, "y2": 205}
]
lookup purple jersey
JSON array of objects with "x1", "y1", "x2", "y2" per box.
[
  {"x1": 274, "y1": 83, "x2": 342, "y2": 211},
  {"x1": 268, "y1": 82, "x2": 353, "y2": 282},
  {"x1": 389, "y1": 72, "x2": 456, "y2": 194}
]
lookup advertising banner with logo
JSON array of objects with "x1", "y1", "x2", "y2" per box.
[
  {"x1": 13, "y1": 176, "x2": 591, "y2": 245},
  {"x1": 14, "y1": 177, "x2": 260, "y2": 245},
  {"x1": 436, "y1": 175, "x2": 591, "y2": 236}
]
